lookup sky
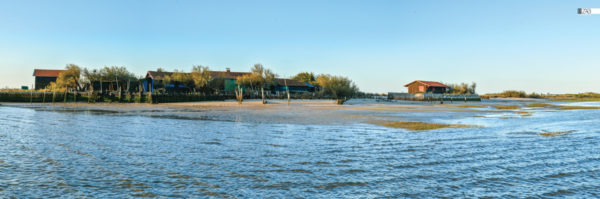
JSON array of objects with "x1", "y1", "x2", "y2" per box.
[{"x1": 0, "y1": 0, "x2": 599, "y2": 94}]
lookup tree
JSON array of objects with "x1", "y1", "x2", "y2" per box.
[
  {"x1": 469, "y1": 82, "x2": 477, "y2": 94},
  {"x1": 447, "y1": 82, "x2": 477, "y2": 94},
  {"x1": 164, "y1": 69, "x2": 194, "y2": 92},
  {"x1": 99, "y1": 66, "x2": 137, "y2": 92},
  {"x1": 235, "y1": 64, "x2": 276, "y2": 104},
  {"x1": 235, "y1": 74, "x2": 254, "y2": 89},
  {"x1": 292, "y1": 72, "x2": 317, "y2": 86},
  {"x1": 316, "y1": 74, "x2": 358, "y2": 103},
  {"x1": 191, "y1": 65, "x2": 212, "y2": 91},
  {"x1": 56, "y1": 64, "x2": 81, "y2": 90},
  {"x1": 236, "y1": 64, "x2": 276, "y2": 91},
  {"x1": 251, "y1": 64, "x2": 275, "y2": 88},
  {"x1": 82, "y1": 68, "x2": 100, "y2": 85}
]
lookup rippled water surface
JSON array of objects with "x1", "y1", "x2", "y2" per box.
[{"x1": 1, "y1": 101, "x2": 599, "y2": 198}]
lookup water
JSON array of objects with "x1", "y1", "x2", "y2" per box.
[{"x1": 1, "y1": 101, "x2": 599, "y2": 198}]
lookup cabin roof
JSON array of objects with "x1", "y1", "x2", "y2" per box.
[
  {"x1": 274, "y1": 78, "x2": 309, "y2": 87},
  {"x1": 146, "y1": 71, "x2": 172, "y2": 80},
  {"x1": 146, "y1": 70, "x2": 251, "y2": 80},
  {"x1": 33, "y1": 69, "x2": 66, "y2": 77},
  {"x1": 404, "y1": 80, "x2": 448, "y2": 87},
  {"x1": 209, "y1": 71, "x2": 251, "y2": 79}
]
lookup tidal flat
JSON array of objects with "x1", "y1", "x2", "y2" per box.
[{"x1": 0, "y1": 99, "x2": 599, "y2": 198}]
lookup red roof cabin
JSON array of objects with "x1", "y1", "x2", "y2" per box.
[
  {"x1": 404, "y1": 80, "x2": 449, "y2": 94},
  {"x1": 33, "y1": 69, "x2": 66, "y2": 89}
]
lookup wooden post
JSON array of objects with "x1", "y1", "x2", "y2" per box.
[
  {"x1": 285, "y1": 79, "x2": 290, "y2": 105},
  {"x1": 261, "y1": 87, "x2": 265, "y2": 104},
  {"x1": 235, "y1": 85, "x2": 243, "y2": 104}
]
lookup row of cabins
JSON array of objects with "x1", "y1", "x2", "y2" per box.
[{"x1": 33, "y1": 68, "x2": 314, "y2": 93}]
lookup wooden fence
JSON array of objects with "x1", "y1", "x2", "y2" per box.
[{"x1": 0, "y1": 91, "x2": 335, "y2": 103}]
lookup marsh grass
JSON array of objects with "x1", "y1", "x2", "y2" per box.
[
  {"x1": 539, "y1": 130, "x2": 574, "y2": 137},
  {"x1": 551, "y1": 98, "x2": 600, "y2": 102},
  {"x1": 517, "y1": 111, "x2": 532, "y2": 117},
  {"x1": 374, "y1": 121, "x2": 479, "y2": 131},
  {"x1": 494, "y1": 105, "x2": 520, "y2": 110},
  {"x1": 525, "y1": 103, "x2": 600, "y2": 110},
  {"x1": 456, "y1": 104, "x2": 486, "y2": 108}
]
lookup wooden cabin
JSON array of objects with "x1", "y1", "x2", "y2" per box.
[
  {"x1": 404, "y1": 80, "x2": 449, "y2": 94},
  {"x1": 273, "y1": 78, "x2": 313, "y2": 93},
  {"x1": 33, "y1": 69, "x2": 66, "y2": 89}
]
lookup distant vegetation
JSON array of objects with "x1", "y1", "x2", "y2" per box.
[
  {"x1": 525, "y1": 103, "x2": 600, "y2": 110},
  {"x1": 445, "y1": 82, "x2": 476, "y2": 94},
  {"x1": 482, "y1": 90, "x2": 600, "y2": 101},
  {"x1": 482, "y1": 90, "x2": 537, "y2": 98}
]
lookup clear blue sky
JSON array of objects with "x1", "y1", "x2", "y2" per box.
[{"x1": 0, "y1": 0, "x2": 599, "y2": 93}]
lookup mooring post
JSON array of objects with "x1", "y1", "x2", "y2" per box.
[
  {"x1": 285, "y1": 79, "x2": 290, "y2": 105},
  {"x1": 261, "y1": 87, "x2": 265, "y2": 104}
]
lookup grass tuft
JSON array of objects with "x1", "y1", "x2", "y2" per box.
[
  {"x1": 525, "y1": 103, "x2": 600, "y2": 110},
  {"x1": 494, "y1": 105, "x2": 520, "y2": 110},
  {"x1": 539, "y1": 130, "x2": 574, "y2": 137},
  {"x1": 374, "y1": 121, "x2": 479, "y2": 131},
  {"x1": 551, "y1": 98, "x2": 600, "y2": 102},
  {"x1": 456, "y1": 104, "x2": 486, "y2": 108},
  {"x1": 517, "y1": 111, "x2": 532, "y2": 117}
]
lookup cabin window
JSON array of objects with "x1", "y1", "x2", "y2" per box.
[{"x1": 419, "y1": 86, "x2": 424, "y2": 92}]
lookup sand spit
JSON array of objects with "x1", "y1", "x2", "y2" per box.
[{"x1": 2, "y1": 99, "x2": 566, "y2": 128}]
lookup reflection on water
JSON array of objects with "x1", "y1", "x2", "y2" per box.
[{"x1": 0, "y1": 101, "x2": 599, "y2": 198}]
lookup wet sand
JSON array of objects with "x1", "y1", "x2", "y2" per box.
[{"x1": 1, "y1": 99, "x2": 523, "y2": 127}]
